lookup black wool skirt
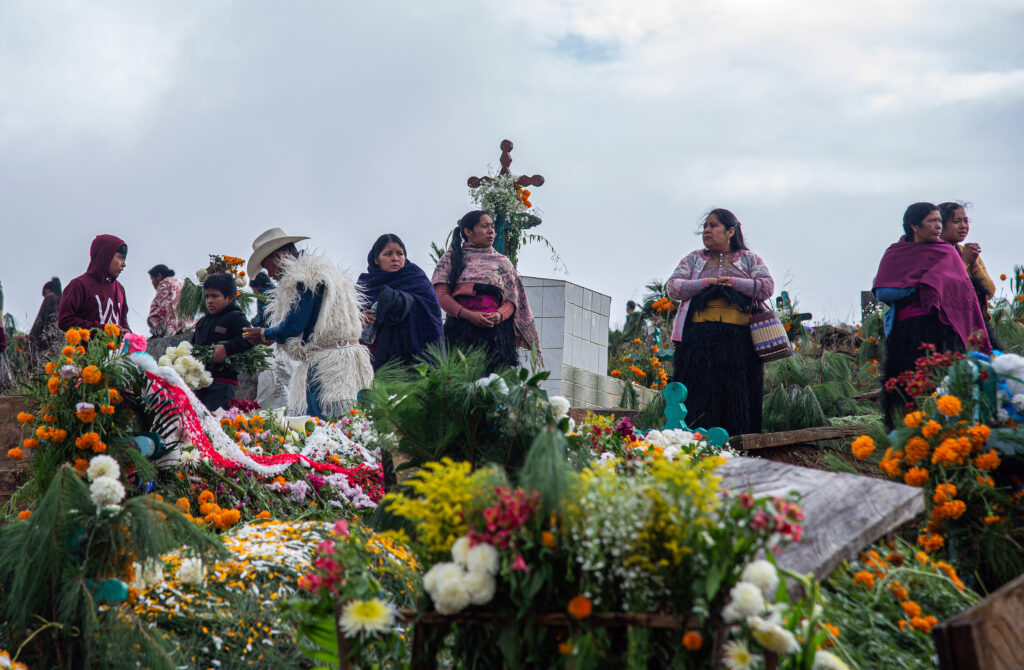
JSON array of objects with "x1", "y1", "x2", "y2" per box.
[
  {"x1": 880, "y1": 313, "x2": 964, "y2": 429},
  {"x1": 444, "y1": 316, "x2": 518, "y2": 375},
  {"x1": 671, "y1": 321, "x2": 764, "y2": 437}
]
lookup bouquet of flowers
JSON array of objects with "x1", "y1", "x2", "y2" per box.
[{"x1": 157, "y1": 341, "x2": 213, "y2": 391}]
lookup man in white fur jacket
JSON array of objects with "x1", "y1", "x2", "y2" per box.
[{"x1": 242, "y1": 228, "x2": 374, "y2": 418}]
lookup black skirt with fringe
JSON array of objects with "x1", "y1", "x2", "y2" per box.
[
  {"x1": 671, "y1": 321, "x2": 763, "y2": 437},
  {"x1": 444, "y1": 316, "x2": 518, "y2": 375},
  {"x1": 880, "y1": 313, "x2": 964, "y2": 429}
]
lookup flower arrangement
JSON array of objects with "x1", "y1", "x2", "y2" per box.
[
  {"x1": 157, "y1": 340, "x2": 213, "y2": 390},
  {"x1": 192, "y1": 343, "x2": 273, "y2": 378},
  {"x1": 176, "y1": 253, "x2": 263, "y2": 322},
  {"x1": 569, "y1": 413, "x2": 735, "y2": 467},
  {"x1": 468, "y1": 171, "x2": 560, "y2": 268}
]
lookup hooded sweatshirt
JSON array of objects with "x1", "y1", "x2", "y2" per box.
[{"x1": 57, "y1": 234, "x2": 131, "y2": 332}]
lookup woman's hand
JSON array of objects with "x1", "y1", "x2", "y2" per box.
[
  {"x1": 962, "y1": 242, "x2": 981, "y2": 267},
  {"x1": 361, "y1": 309, "x2": 376, "y2": 326},
  {"x1": 715, "y1": 276, "x2": 733, "y2": 287},
  {"x1": 463, "y1": 310, "x2": 496, "y2": 328}
]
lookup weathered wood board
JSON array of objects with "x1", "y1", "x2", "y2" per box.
[
  {"x1": 731, "y1": 425, "x2": 868, "y2": 450},
  {"x1": 933, "y1": 572, "x2": 1024, "y2": 670},
  {"x1": 718, "y1": 457, "x2": 925, "y2": 582}
]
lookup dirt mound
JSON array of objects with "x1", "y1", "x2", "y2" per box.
[{"x1": 0, "y1": 395, "x2": 33, "y2": 509}]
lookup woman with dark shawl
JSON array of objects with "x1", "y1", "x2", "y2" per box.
[
  {"x1": 431, "y1": 210, "x2": 541, "y2": 373},
  {"x1": 873, "y1": 202, "x2": 991, "y2": 429},
  {"x1": 666, "y1": 208, "x2": 775, "y2": 437},
  {"x1": 29, "y1": 277, "x2": 62, "y2": 354},
  {"x1": 357, "y1": 234, "x2": 443, "y2": 370}
]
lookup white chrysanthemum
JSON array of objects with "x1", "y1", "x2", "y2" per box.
[
  {"x1": 723, "y1": 581, "x2": 765, "y2": 622},
  {"x1": 89, "y1": 476, "x2": 125, "y2": 508},
  {"x1": 998, "y1": 408, "x2": 1010, "y2": 423},
  {"x1": 338, "y1": 598, "x2": 394, "y2": 637},
  {"x1": 741, "y1": 560, "x2": 779, "y2": 598},
  {"x1": 137, "y1": 557, "x2": 164, "y2": 588},
  {"x1": 175, "y1": 341, "x2": 193, "y2": 355},
  {"x1": 812, "y1": 649, "x2": 851, "y2": 670},
  {"x1": 474, "y1": 373, "x2": 508, "y2": 396},
  {"x1": 1013, "y1": 394, "x2": 1024, "y2": 412},
  {"x1": 178, "y1": 557, "x2": 205, "y2": 586},
  {"x1": 722, "y1": 639, "x2": 756, "y2": 670},
  {"x1": 431, "y1": 569, "x2": 471, "y2": 614},
  {"x1": 173, "y1": 361, "x2": 188, "y2": 376},
  {"x1": 157, "y1": 355, "x2": 172, "y2": 367},
  {"x1": 749, "y1": 616, "x2": 800, "y2": 655},
  {"x1": 234, "y1": 275, "x2": 246, "y2": 287},
  {"x1": 423, "y1": 562, "x2": 463, "y2": 597},
  {"x1": 465, "y1": 543, "x2": 500, "y2": 576},
  {"x1": 450, "y1": 536, "x2": 471, "y2": 566},
  {"x1": 179, "y1": 449, "x2": 201, "y2": 466},
  {"x1": 200, "y1": 371, "x2": 213, "y2": 387},
  {"x1": 549, "y1": 396, "x2": 571, "y2": 419},
  {"x1": 86, "y1": 455, "x2": 120, "y2": 482},
  {"x1": 463, "y1": 569, "x2": 496, "y2": 606}
]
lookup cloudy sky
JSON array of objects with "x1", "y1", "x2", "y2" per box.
[{"x1": 2, "y1": 0, "x2": 1023, "y2": 334}]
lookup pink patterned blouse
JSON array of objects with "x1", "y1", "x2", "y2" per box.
[{"x1": 147, "y1": 277, "x2": 187, "y2": 337}]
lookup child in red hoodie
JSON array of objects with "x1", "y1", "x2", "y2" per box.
[{"x1": 58, "y1": 234, "x2": 131, "y2": 332}]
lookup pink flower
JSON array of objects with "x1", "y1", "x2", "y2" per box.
[
  {"x1": 790, "y1": 525, "x2": 803, "y2": 542},
  {"x1": 333, "y1": 520, "x2": 350, "y2": 537},
  {"x1": 510, "y1": 554, "x2": 529, "y2": 572},
  {"x1": 750, "y1": 510, "x2": 770, "y2": 533},
  {"x1": 125, "y1": 332, "x2": 148, "y2": 354},
  {"x1": 738, "y1": 492, "x2": 755, "y2": 509}
]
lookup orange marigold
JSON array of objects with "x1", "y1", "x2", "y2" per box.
[
  {"x1": 81, "y1": 365, "x2": 102, "y2": 385},
  {"x1": 74, "y1": 458, "x2": 89, "y2": 473},
  {"x1": 967, "y1": 424, "x2": 991, "y2": 449},
  {"x1": 852, "y1": 571, "x2": 875, "y2": 588},
  {"x1": 104, "y1": 323, "x2": 121, "y2": 338},
  {"x1": 887, "y1": 552, "x2": 906, "y2": 568},
  {"x1": 47, "y1": 376, "x2": 61, "y2": 394},
  {"x1": 910, "y1": 615, "x2": 938, "y2": 634},
  {"x1": 22, "y1": 438, "x2": 40, "y2": 449},
  {"x1": 682, "y1": 631, "x2": 702, "y2": 650},
  {"x1": 541, "y1": 531, "x2": 557, "y2": 550},
  {"x1": 175, "y1": 498, "x2": 191, "y2": 513},
  {"x1": 108, "y1": 388, "x2": 123, "y2": 404},
  {"x1": 933, "y1": 483, "x2": 958, "y2": 504},
  {"x1": 901, "y1": 600, "x2": 922, "y2": 618},
  {"x1": 92, "y1": 441, "x2": 107, "y2": 453},
  {"x1": 100, "y1": 404, "x2": 115, "y2": 415},
  {"x1": 65, "y1": 329, "x2": 82, "y2": 345},
  {"x1": 610, "y1": 370, "x2": 622, "y2": 377},
  {"x1": 879, "y1": 454, "x2": 903, "y2": 479},
  {"x1": 903, "y1": 437, "x2": 930, "y2": 464},
  {"x1": 45, "y1": 361, "x2": 56, "y2": 375},
  {"x1": 918, "y1": 533, "x2": 945, "y2": 552},
  {"x1": 17, "y1": 510, "x2": 32, "y2": 520},
  {"x1": 977, "y1": 475, "x2": 995, "y2": 487},
  {"x1": 7, "y1": 448, "x2": 24, "y2": 461},
  {"x1": 890, "y1": 583, "x2": 909, "y2": 600},
  {"x1": 973, "y1": 449, "x2": 1001, "y2": 471},
  {"x1": 903, "y1": 411, "x2": 925, "y2": 428},
  {"x1": 921, "y1": 420, "x2": 941, "y2": 439},
  {"x1": 76, "y1": 408, "x2": 97, "y2": 423},
  {"x1": 16, "y1": 411, "x2": 35, "y2": 425},
  {"x1": 198, "y1": 490, "x2": 215, "y2": 504},
  {"x1": 936, "y1": 395, "x2": 963, "y2": 417},
  {"x1": 903, "y1": 467, "x2": 928, "y2": 487},
  {"x1": 985, "y1": 515, "x2": 1001, "y2": 524},
  {"x1": 256, "y1": 510, "x2": 272, "y2": 519},
  {"x1": 568, "y1": 595, "x2": 593, "y2": 619},
  {"x1": 851, "y1": 435, "x2": 876, "y2": 460}
]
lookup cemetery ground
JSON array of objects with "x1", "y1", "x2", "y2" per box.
[{"x1": 4, "y1": 275, "x2": 1024, "y2": 668}]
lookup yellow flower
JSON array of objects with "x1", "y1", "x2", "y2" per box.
[
  {"x1": 936, "y1": 395, "x2": 962, "y2": 417},
  {"x1": 338, "y1": 598, "x2": 394, "y2": 637}
]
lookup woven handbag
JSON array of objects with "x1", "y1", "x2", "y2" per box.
[{"x1": 749, "y1": 304, "x2": 793, "y2": 362}]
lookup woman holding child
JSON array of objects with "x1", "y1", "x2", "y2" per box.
[
  {"x1": 357, "y1": 234, "x2": 443, "y2": 370},
  {"x1": 431, "y1": 210, "x2": 541, "y2": 373}
]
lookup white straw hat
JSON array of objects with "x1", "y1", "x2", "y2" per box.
[{"x1": 247, "y1": 227, "x2": 310, "y2": 278}]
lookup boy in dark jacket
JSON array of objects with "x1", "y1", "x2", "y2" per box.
[
  {"x1": 193, "y1": 273, "x2": 253, "y2": 410},
  {"x1": 58, "y1": 234, "x2": 131, "y2": 331}
]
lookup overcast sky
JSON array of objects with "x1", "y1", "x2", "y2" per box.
[{"x1": 2, "y1": 0, "x2": 1022, "y2": 335}]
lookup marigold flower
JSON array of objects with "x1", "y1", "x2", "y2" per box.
[
  {"x1": 104, "y1": 323, "x2": 121, "y2": 338},
  {"x1": 901, "y1": 600, "x2": 922, "y2": 618},
  {"x1": 45, "y1": 362, "x2": 56, "y2": 375},
  {"x1": 682, "y1": 631, "x2": 703, "y2": 650},
  {"x1": 910, "y1": 615, "x2": 938, "y2": 634},
  {"x1": 918, "y1": 533, "x2": 944, "y2": 552},
  {"x1": 108, "y1": 388, "x2": 123, "y2": 404},
  {"x1": 65, "y1": 329, "x2": 82, "y2": 345},
  {"x1": 610, "y1": 370, "x2": 621, "y2": 377},
  {"x1": 933, "y1": 500, "x2": 966, "y2": 520},
  {"x1": 22, "y1": 438, "x2": 40, "y2": 449},
  {"x1": 199, "y1": 502, "x2": 220, "y2": 516},
  {"x1": 8, "y1": 448, "x2": 24, "y2": 461},
  {"x1": 851, "y1": 435, "x2": 876, "y2": 460},
  {"x1": 933, "y1": 482, "x2": 958, "y2": 504},
  {"x1": 198, "y1": 490, "x2": 216, "y2": 504},
  {"x1": 100, "y1": 404, "x2": 115, "y2": 415},
  {"x1": 81, "y1": 365, "x2": 102, "y2": 385},
  {"x1": 890, "y1": 582, "x2": 909, "y2": 600},
  {"x1": 887, "y1": 552, "x2": 905, "y2": 568},
  {"x1": 175, "y1": 498, "x2": 191, "y2": 513},
  {"x1": 256, "y1": 510, "x2": 272, "y2": 519},
  {"x1": 541, "y1": 530, "x2": 557, "y2": 550},
  {"x1": 921, "y1": 420, "x2": 941, "y2": 439},
  {"x1": 977, "y1": 475, "x2": 995, "y2": 487},
  {"x1": 558, "y1": 642, "x2": 574, "y2": 655},
  {"x1": 1000, "y1": 273, "x2": 1007, "y2": 280},
  {"x1": 852, "y1": 571, "x2": 875, "y2": 588},
  {"x1": 903, "y1": 467, "x2": 928, "y2": 487},
  {"x1": 936, "y1": 395, "x2": 962, "y2": 417},
  {"x1": 903, "y1": 411, "x2": 924, "y2": 428},
  {"x1": 903, "y1": 437, "x2": 930, "y2": 464},
  {"x1": 17, "y1": 510, "x2": 32, "y2": 520},
  {"x1": 74, "y1": 458, "x2": 90, "y2": 473},
  {"x1": 47, "y1": 376, "x2": 61, "y2": 394},
  {"x1": 76, "y1": 408, "x2": 97, "y2": 423},
  {"x1": 568, "y1": 595, "x2": 593, "y2": 619},
  {"x1": 985, "y1": 515, "x2": 1001, "y2": 524},
  {"x1": 61, "y1": 345, "x2": 75, "y2": 357},
  {"x1": 821, "y1": 622, "x2": 840, "y2": 646},
  {"x1": 973, "y1": 449, "x2": 1001, "y2": 471},
  {"x1": 92, "y1": 442, "x2": 107, "y2": 453},
  {"x1": 50, "y1": 429, "x2": 67, "y2": 443},
  {"x1": 879, "y1": 454, "x2": 903, "y2": 479}
]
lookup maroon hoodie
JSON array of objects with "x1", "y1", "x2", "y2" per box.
[{"x1": 57, "y1": 234, "x2": 131, "y2": 332}]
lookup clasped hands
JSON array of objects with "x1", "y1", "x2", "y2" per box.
[
  {"x1": 462, "y1": 310, "x2": 503, "y2": 328},
  {"x1": 710, "y1": 276, "x2": 734, "y2": 287}
]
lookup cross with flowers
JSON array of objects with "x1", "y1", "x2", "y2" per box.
[{"x1": 467, "y1": 139, "x2": 545, "y2": 256}]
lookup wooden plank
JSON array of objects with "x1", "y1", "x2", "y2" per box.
[
  {"x1": 731, "y1": 425, "x2": 868, "y2": 450},
  {"x1": 933, "y1": 571, "x2": 1024, "y2": 670},
  {"x1": 717, "y1": 457, "x2": 925, "y2": 583}
]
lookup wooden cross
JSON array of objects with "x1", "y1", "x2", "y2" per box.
[{"x1": 467, "y1": 140, "x2": 545, "y2": 255}]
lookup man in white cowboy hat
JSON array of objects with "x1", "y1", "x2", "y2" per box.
[{"x1": 242, "y1": 227, "x2": 373, "y2": 418}]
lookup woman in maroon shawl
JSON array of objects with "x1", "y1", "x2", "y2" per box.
[
  {"x1": 431, "y1": 210, "x2": 541, "y2": 374},
  {"x1": 872, "y1": 202, "x2": 990, "y2": 428}
]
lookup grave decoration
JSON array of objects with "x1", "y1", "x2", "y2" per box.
[{"x1": 175, "y1": 253, "x2": 263, "y2": 322}]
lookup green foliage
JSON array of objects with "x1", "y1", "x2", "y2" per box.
[
  {"x1": 763, "y1": 350, "x2": 875, "y2": 431},
  {"x1": 363, "y1": 344, "x2": 561, "y2": 473},
  {"x1": 193, "y1": 343, "x2": 273, "y2": 377}
]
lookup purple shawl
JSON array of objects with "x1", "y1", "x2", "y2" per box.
[
  {"x1": 357, "y1": 260, "x2": 443, "y2": 355},
  {"x1": 872, "y1": 239, "x2": 990, "y2": 352},
  {"x1": 431, "y1": 244, "x2": 541, "y2": 355}
]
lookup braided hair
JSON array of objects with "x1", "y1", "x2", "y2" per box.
[{"x1": 447, "y1": 210, "x2": 494, "y2": 290}]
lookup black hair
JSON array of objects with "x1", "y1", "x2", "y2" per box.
[
  {"x1": 203, "y1": 272, "x2": 236, "y2": 300},
  {"x1": 938, "y1": 201, "x2": 969, "y2": 229},
  {"x1": 148, "y1": 264, "x2": 175, "y2": 279},
  {"x1": 902, "y1": 202, "x2": 939, "y2": 241},
  {"x1": 705, "y1": 208, "x2": 749, "y2": 251},
  {"x1": 116, "y1": 244, "x2": 127, "y2": 258},
  {"x1": 626, "y1": 300, "x2": 637, "y2": 310},
  {"x1": 43, "y1": 277, "x2": 62, "y2": 299},
  {"x1": 368, "y1": 233, "x2": 407, "y2": 269},
  {"x1": 249, "y1": 272, "x2": 272, "y2": 290},
  {"x1": 448, "y1": 210, "x2": 494, "y2": 290}
]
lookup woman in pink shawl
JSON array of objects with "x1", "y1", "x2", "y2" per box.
[
  {"x1": 147, "y1": 264, "x2": 187, "y2": 338},
  {"x1": 431, "y1": 210, "x2": 541, "y2": 373},
  {"x1": 872, "y1": 202, "x2": 990, "y2": 428}
]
